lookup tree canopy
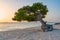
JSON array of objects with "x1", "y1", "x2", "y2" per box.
[{"x1": 12, "y1": 2, "x2": 48, "y2": 21}]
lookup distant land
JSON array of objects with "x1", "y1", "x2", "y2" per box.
[{"x1": 55, "y1": 22, "x2": 60, "y2": 25}]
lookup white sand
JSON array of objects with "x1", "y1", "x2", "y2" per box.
[{"x1": 0, "y1": 22, "x2": 60, "y2": 40}]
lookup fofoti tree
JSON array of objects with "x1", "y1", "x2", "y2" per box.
[
  {"x1": 12, "y1": 2, "x2": 53, "y2": 32},
  {"x1": 12, "y1": 2, "x2": 48, "y2": 21}
]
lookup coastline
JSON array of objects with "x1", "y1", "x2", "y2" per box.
[
  {"x1": 0, "y1": 24, "x2": 60, "y2": 40},
  {"x1": 0, "y1": 21, "x2": 41, "y2": 31},
  {"x1": 0, "y1": 22, "x2": 60, "y2": 40}
]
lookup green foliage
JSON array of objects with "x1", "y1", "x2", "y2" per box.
[
  {"x1": 26, "y1": 14, "x2": 35, "y2": 21},
  {"x1": 31, "y1": 2, "x2": 48, "y2": 18},
  {"x1": 12, "y1": 2, "x2": 48, "y2": 21}
]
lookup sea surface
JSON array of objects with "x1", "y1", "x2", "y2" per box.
[{"x1": 0, "y1": 21, "x2": 55, "y2": 31}]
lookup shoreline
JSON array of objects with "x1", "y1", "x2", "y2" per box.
[{"x1": 0, "y1": 24, "x2": 60, "y2": 40}]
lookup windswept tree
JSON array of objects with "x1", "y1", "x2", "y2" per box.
[
  {"x1": 12, "y1": 2, "x2": 51, "y2": 32},
  {"x1": 12, "y1": 2, "x2": 48, "y2": 21}
]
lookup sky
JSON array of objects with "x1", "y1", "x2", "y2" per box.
[{"x1": 0, "y1": 0, "x2": 60, "y2": 22}]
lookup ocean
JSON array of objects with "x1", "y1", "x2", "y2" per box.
[{"x1": 0, "y1": 21, "x2": 55, "y2": 31}]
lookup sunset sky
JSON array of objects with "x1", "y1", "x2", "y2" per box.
[{"x1": 0, "y1": 0, "x2": 60, "y2": 22}]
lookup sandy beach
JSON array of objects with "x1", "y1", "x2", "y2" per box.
[
  {"x1": 0, "y1": 0, "x2": 60, "y2": 40},
  {"x1": 0, "y1": 22, "x2": 60, "y2": 40}
]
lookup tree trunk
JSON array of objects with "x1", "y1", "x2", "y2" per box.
[
  {"x1": 38, "y1": 15, "x2": 48, "y2": 32},
  {"x1": 34, "y1": 11, "x2": 53, "y2": 32},
  {"x1": 40, "y1": 18, "x2": 48, "y2": 32},
  {"x1": 34, "y1": 12, "x2": 48, "y2": 32}
]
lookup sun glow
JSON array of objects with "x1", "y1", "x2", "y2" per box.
[{"x1": 0, "y1": 10, "x2": 5, "y2": 19}]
